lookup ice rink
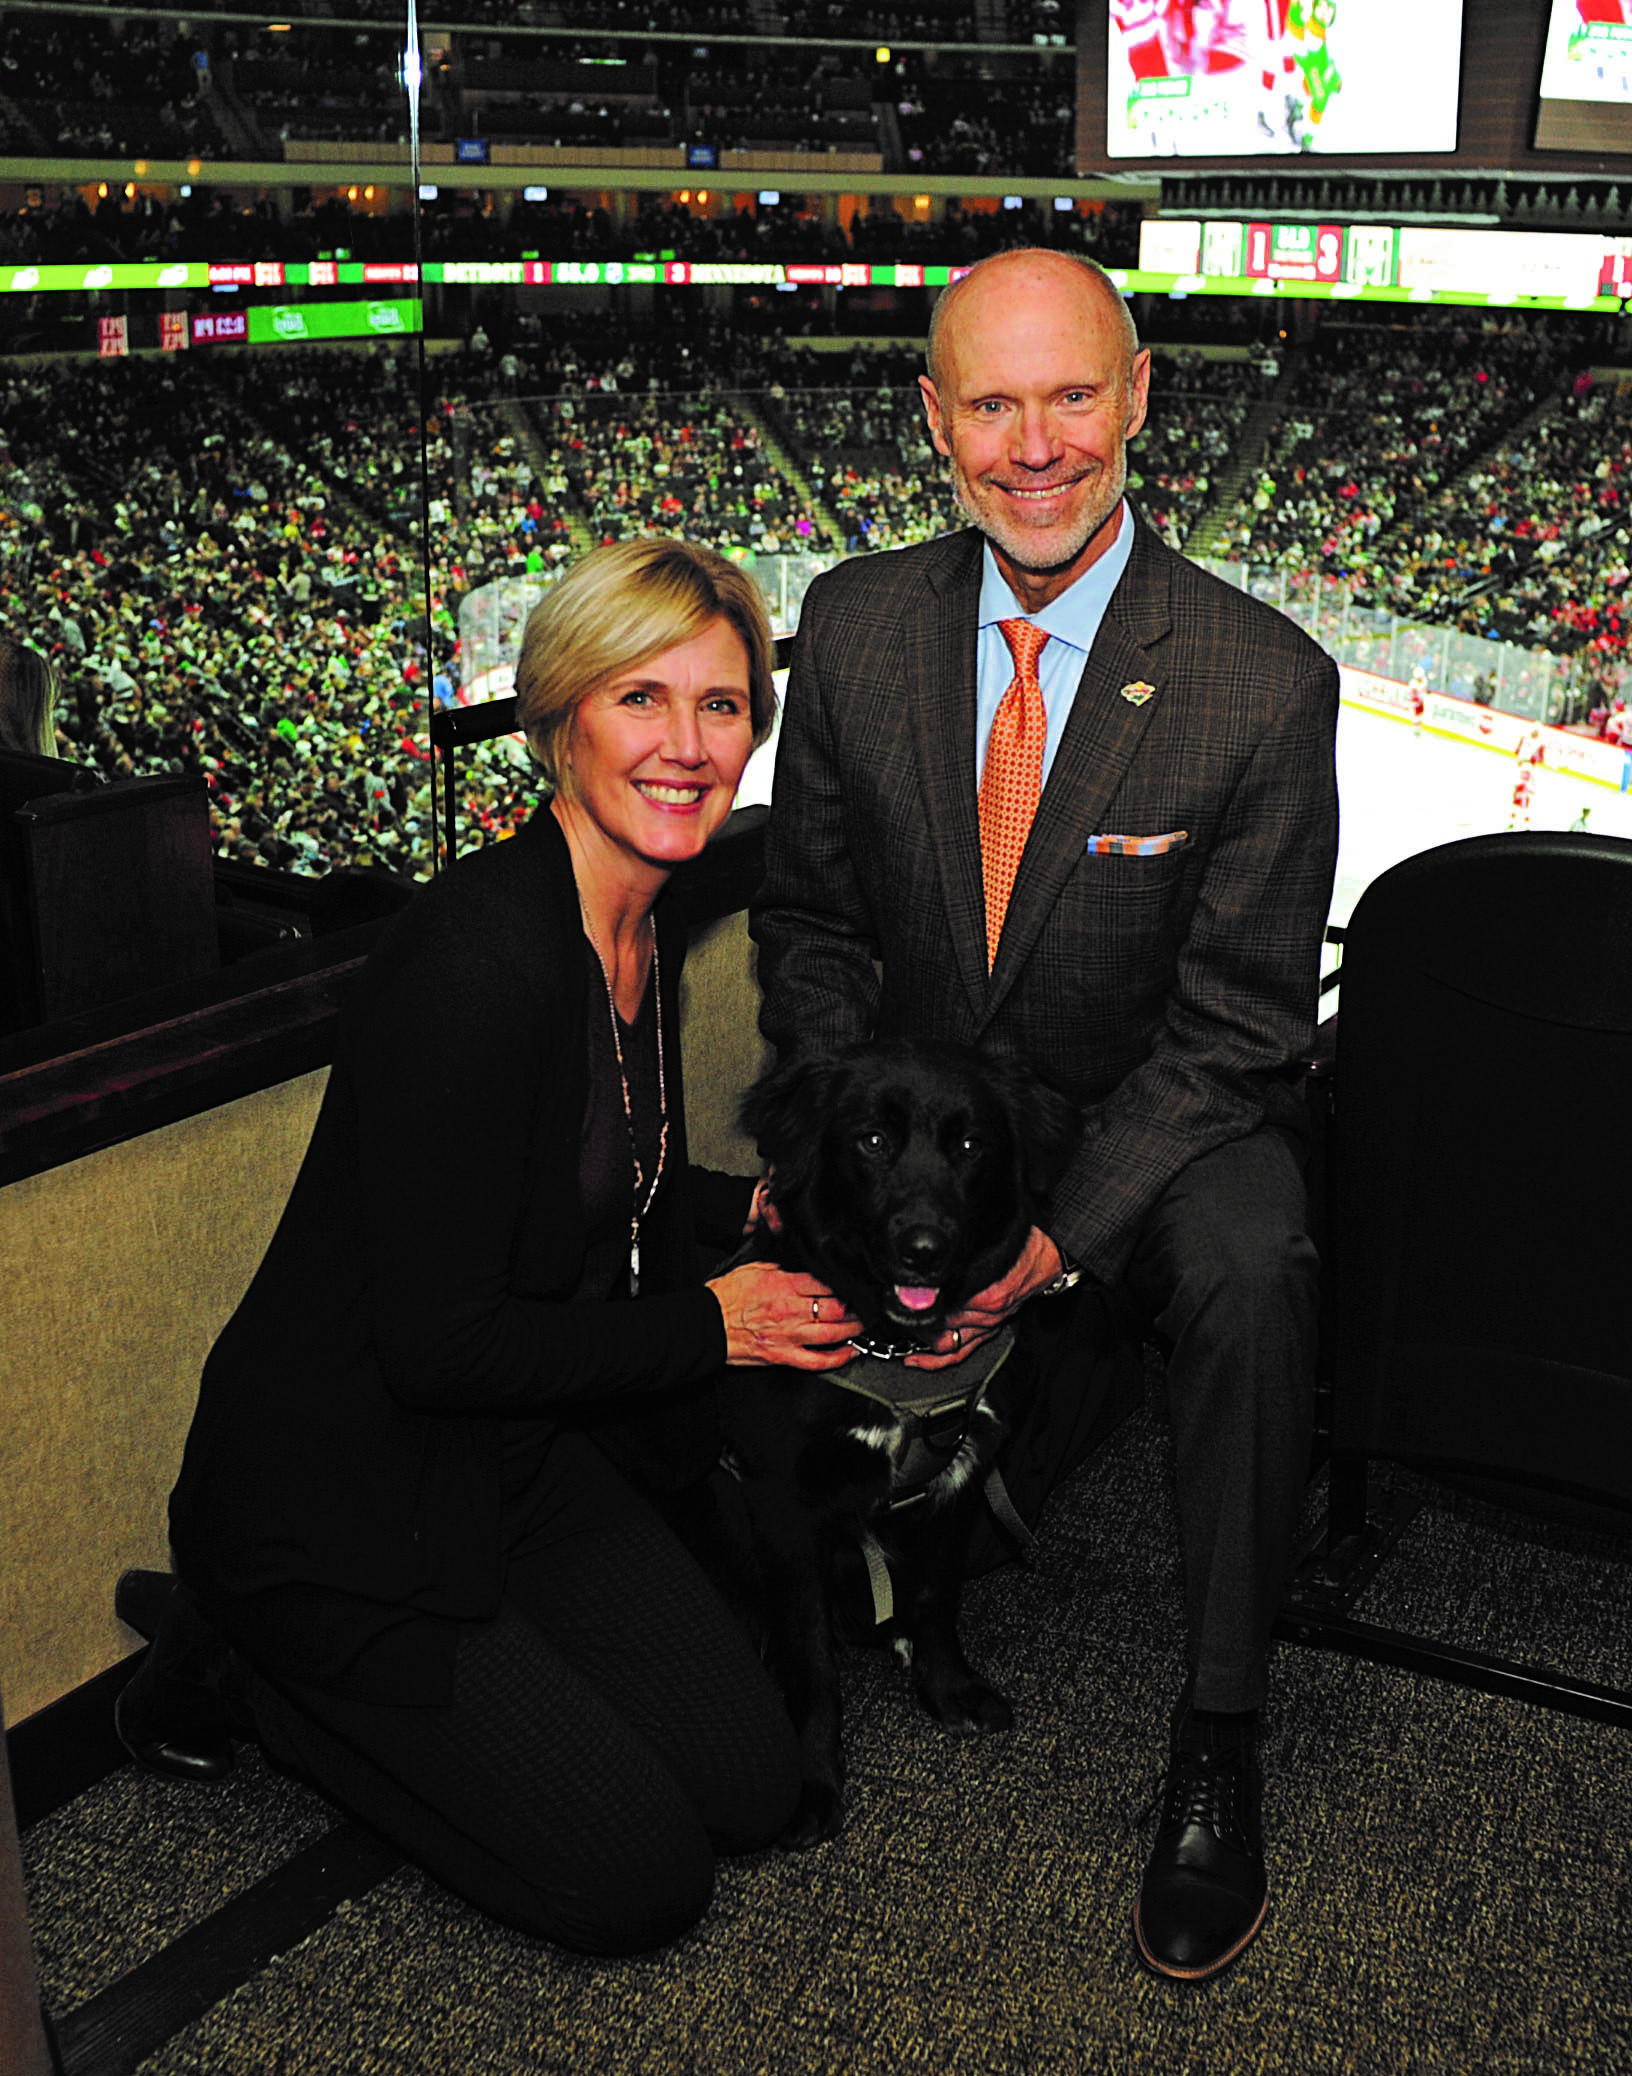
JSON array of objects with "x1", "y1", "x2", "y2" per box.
[
  {"x1": 739, "y1": 676, "x2": 1632, "y2": 940},
  {"x1": 1331, "y1": 692, "x2": 1632, "y2": 930}
]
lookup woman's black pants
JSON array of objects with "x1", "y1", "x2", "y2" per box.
[{"x1": 243, "y1": 1430, "x2": 800, "y2": 1957}]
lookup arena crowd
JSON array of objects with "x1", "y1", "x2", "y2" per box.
[{"x1": 5, "y1": 307, "x2": 1630, "y2": 888}]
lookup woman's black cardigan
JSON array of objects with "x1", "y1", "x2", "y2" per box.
[{"x1": 169, "y1": 810, "x2": 729, "y2": 1702}]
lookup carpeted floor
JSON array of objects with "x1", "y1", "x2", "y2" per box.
[{"x1": 22, "y1": 1372, "x2": 1632, "y2": 2075}]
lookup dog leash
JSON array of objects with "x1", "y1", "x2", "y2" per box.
[{"x1": 857, "y1": 1461, "x2": 1036, "y2": 1627}]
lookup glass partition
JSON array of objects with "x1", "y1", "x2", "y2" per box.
[
  {"x1": 1199, "y1": 559, "x2": 1609, "y2": 724},
  {"x1": 0, "y1": 333, "x2": 437, "y2": 873},
  {"x1": 0, "y1": 0, "x2": 439, "y2": 913}
]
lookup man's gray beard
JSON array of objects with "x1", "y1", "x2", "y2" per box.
[{"x1": 950, "y1": 457, "x2": 1126, "y2": 577}]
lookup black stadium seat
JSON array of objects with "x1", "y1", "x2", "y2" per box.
[
  {"x1": 1, "y1": 769, "x2": 218, "y2": 1031},
  {"x1": 1279, "y1": 830, "x2": 1632, "y2": 1727}
]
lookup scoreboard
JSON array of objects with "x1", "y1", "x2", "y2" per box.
[
  {"x1": 10, "y1": 233, "x2": 1632, "y2": 323},
  {"x1": 1139, "y1": 217, "x2": 1632, "y2": 308},
  {"x1": 1195, "y1": 221, "x2": 1350, "y2": 285}
]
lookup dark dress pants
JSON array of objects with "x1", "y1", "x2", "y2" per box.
[
  {"x1": 1123, "y1": 1122, "x2": 1319, "y2": 1713},
  {"x1": 241, "y1": 1429, "x2": 800, "y2": 1957},
  {"x1": 973, "y1": 1123, "x2": 1319, "y2": 1716}
]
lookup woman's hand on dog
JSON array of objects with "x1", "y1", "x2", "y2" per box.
[
  {"x1": 903, "y1": 1227, "x2": 1068, "y2": 1370},
  {"x1": 707, "y1": 1263, "x2": 863, "y2": 1370}
]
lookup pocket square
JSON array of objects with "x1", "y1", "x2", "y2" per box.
[{"x1": 1085, "y1": 830, "x2": 1190, "y2": 857}]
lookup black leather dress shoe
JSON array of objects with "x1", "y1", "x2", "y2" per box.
[
  {"x1": 1134, "y1": 1709, "x2": 1267, "y2": 1981},
  {"x1": 113, "y1": 1571, "x2": 238, "y2": 1783}
]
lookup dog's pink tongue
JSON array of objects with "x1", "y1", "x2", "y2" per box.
[{"x1": 895, "y1": 1285, "x2": 940, "y2": 1312}]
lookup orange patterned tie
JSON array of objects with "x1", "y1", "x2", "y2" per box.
[{"x1": 979, "y1": 617, "x2": 1050, "y2": 968}]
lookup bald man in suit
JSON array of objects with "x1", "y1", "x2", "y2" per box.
[{"x1": 751, "y1": 249, "x2": 1339, "y2": 1980}]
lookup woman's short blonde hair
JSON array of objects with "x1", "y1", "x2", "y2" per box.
[
  {"x1": 0, "y1": 639, "x2": 59, "y2": 758},
  {"x1": 514, "y1": 536, "x2": 778, "y2": 795}
]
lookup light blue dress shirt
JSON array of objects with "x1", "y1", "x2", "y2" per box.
[{"x1": 974, "y1": 501, "x2": 1137, "y2": 794}]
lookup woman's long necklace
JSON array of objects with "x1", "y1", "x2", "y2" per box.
[{"x1": 583, "y1": 909, "x2": 668, "y2": 1297}]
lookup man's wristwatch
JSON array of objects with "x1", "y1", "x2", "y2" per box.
[{"x1": 1040, "y1": 1250, "x2": 1083, "y2": 1298}]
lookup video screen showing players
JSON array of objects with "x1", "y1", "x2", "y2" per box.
[
  {"x1": 1539, "y1": 0, "x2": 1632, "y2": 104},
  {"x1": 1106, "y1": 0, "x2": 1465, "y2": 157}
]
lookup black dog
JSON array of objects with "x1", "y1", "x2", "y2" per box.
[{"x1": 720, "y1": 1037, "x2": 1081, "y2": 1847}]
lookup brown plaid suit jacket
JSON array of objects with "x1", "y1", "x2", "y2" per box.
[{"x1": 751, "y1": 513, "x2": 1341, "y2": 1285}]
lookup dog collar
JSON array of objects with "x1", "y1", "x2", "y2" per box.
[
  {"x1": 829, "y1": 1325, "x2": 1016, "y2": 1415},
  {"x1": 846, "y1": 1332, "x2": 933, "y2": 1363}
]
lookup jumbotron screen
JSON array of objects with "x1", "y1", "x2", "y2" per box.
[
  {"x1": 1539, "y1": 0, "x2": 1632, "y2": 102},
  {"x1": 1106, "y1": 0, "x2": 1466, "y2": 157},
  {"x1": 1534, "y1": 0, "x2": 1632, "y2": 150}
]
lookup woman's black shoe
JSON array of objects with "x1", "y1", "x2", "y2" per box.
[
  {"x1": 111, "y1": 1567, "x2": 176, "y2": 1645},
  {"x1": 40, "y1": 1999, "x2": 67, "y2": 2076},
  {"x1": 113, "y1": 1570, "x2": 238, "y2": 1784}
]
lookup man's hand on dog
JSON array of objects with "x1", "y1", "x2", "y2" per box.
[
  {"x1": 708, "y1": 1262, "x2": 862, "y2": 1370},
  {"x1": 742, "y1": 1173, "x2": 783, "y2": 1239},
  {"x1": 903, "y1": 1226, "x2": 1067, "y2": 1370}
]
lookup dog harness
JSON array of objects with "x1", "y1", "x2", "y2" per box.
[{"x1": 825, "y1": 1325, "x2": 1036, "y2": 1625}]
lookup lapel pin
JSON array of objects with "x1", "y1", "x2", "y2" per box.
[{"x1": 1120, "y1": 681, "x2": 1156, "y2": 707}]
